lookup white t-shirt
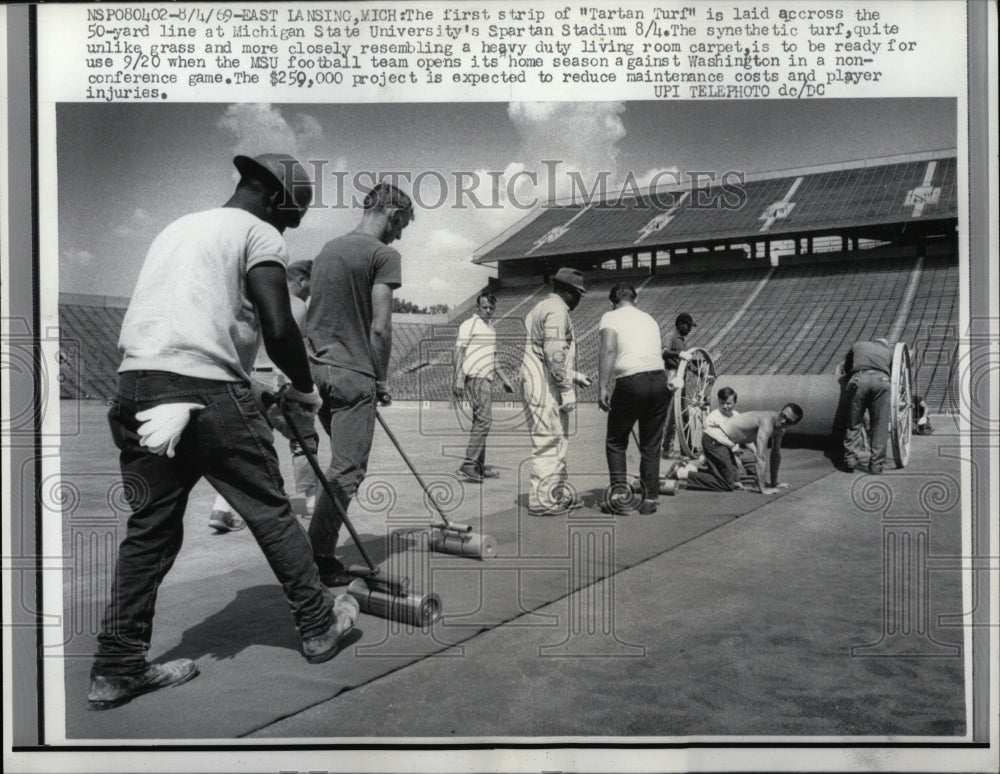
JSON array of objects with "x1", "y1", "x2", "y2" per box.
[
  {"x1": 598, "y1": 305, "x2": 664, "y2": 378},
  {"x1": 118, "y1": 207, "x2": 289, "y2": 382},
  {"x1": 456, "y1": 314, "x2": 497, "y2": 380}
]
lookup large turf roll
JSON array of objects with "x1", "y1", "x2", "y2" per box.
[{"x1": 711, "y1": 374, "x2": 849, "y2": 443}]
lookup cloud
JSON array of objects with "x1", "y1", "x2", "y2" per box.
[
  {"x1": 216, "y1": 103, "x2": 327, "y2": 162},
  {"x1": 507, "y1": 101, "x2": 627, "y2": 202},
  {"x1": 393, "y1": 226, "x2": 493, "y2": 307},
  {"x1": 114, "y1": 207, "x2": 155, "y2": 237},
  {"x1": 62, "y1": 247, "x2": 95, "y2": 266}
]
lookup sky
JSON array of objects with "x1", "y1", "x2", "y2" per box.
[{"x1": 57, "y1": 99, "x2": 955, "y2": 307}]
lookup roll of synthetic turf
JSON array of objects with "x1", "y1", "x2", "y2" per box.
[{"x1": 710, "y1": 373, "x2": 849, "y2": 442}]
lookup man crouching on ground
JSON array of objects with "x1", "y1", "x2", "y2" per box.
[{"x1": 662, "y1": 403, "x2": 803, "y2": 495}]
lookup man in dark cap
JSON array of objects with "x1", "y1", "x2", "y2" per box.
[
  {"x1": 88, "y1": 154, "x2": 359, "y2": 711},
  {"x1": 661, "y1": 312, "x2": 695, "y2": 458},
  {"x1": 520, "y1": 268, "x2": 593, "y2": 517}
]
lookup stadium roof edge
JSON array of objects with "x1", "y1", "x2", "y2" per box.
[
  {"x1": 472, "y1": 149, "x2": 958, "y2": 265},
  {"x1": 60, "y1": 292, "x2": 130, "y2": 309}
]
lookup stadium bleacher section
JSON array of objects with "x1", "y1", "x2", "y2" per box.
[
  {"x1": 475, "y1": 152, "x2": 958, "y2": 266},
  {"x1": 57, "y1": 249, "x2": 960, "y2": 411}
]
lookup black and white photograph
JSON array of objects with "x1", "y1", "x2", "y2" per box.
[{"x1": 3, "y1": 2, "x2": 997, "y2": 773}]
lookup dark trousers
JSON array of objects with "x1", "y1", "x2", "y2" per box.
[
  {"x1": 463, "y1": 375, "x2": 494, "y2": 471},
  {"x1": 844, "y1": 369, "x2": 891, "y2": 471},
  {"x1": 308, "y1": 364, "x2": 377, "y2": 573},
  {"x1": 686, "y1": 435, "x2": 740, "y2": 492},
  {"x1": 606, "y1": 370, "x2": 668, "y2": 499},
  {"x1": 95, "y1": 371, "x2": 331, "y2": 677}
]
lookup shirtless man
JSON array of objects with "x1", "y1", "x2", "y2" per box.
[{"x1": 662, "y1": 403, "x2": 803, "y2": 495}]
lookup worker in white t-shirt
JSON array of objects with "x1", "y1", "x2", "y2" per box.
[
  {"x1": 453, "y1": 291, "x2": 514, "y2": 482},
  {"x1": 597, "y1": 283, "x2": 668, "y2": 515},
  {"x1": 89, "y1": 154, "x2": 358, "y2": 712}
]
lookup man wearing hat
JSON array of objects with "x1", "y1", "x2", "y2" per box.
[
  {"x1": 841, "y1": 337, "x2": 894, "y2": 474},
  {"x1": 88, "y1": 154, "x2": 359, "y2": 711},
  {"x1": 520, "y1": 268, "x2": 593, "y2": 517}
]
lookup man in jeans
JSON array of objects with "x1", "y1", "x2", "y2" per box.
[
  {"x1": 842, "y1": 337, "x2": 894, "y2": 473},
  {"x1": 303, "y1": 182, "x2": 414, "y2": 587},
  {"x1": 89, "y1": 155, "x2": 359, "y2": 711},
  {"x1": 453, "y1": 291, "x2": 515, "y2": 482},
  {"x1": 597, "y1": 283, "x2": 668, "y2": 515}
]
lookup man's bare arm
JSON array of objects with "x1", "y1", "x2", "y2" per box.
[
  {"x1": 371, "y1": 283, "x2": 393, "y2": 383},
  {"x1": 754, "y1": 422, "x2": 775, "y2": 493},
  {"x1": 768, "y1": 427, "x2": 785, "y2": 489},
  {"x1": 247, "y1": 264, "x2": 313, "y2": 392},
  {"x1": 598, "y1": 328, "x2": 617, "y2": 411}
]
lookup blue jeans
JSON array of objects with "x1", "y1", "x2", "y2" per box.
[
  {"x1": 463, "y1": 376, "x2": 494, "y2": 471},
  {"x1": 308, "y1": 364, "x2": 377, "y2": 575},
  {"x1": 686, "y1": 435, "x2": 740, "y2": 492},
  {"x1": 94, "y1": 371, "x2": 332, "y2": 677},
  {"x1": 844, "y1": 369, "x2": 891, "y2": 471}
]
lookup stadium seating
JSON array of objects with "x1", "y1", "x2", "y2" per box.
[{"x1": 57, "y1": 252, "x2": 959, "y2": 411}]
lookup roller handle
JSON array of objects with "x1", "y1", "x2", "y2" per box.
[
  {"x1": 376, "y1": 410, "x2": 454, "y2": 528},
  {"x1": 275, "y1": 392, "x2": 380, "y2": 576},
  {"x1": 431, "y1": 522, "x2": 474, "y2": 534}
]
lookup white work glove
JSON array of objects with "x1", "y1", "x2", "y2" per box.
[
  {"x1": 573, "y1": 371, "x2": 593, "y2": 387},
  {"x1": 668, "y1": 375, "x2": 685, "y2": 391},
  {"x1": 560, "y1": 388, "x2": 577, "y2": 413},
  {"x1": 135, "y1": 402, "x2": 205, "y2": 458},
  {"x1": 678, "y1": 350, "x2": 693, "y2": 362}
]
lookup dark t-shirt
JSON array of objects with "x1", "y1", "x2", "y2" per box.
[
  {"x1": 661, "y1": 330, "x2": 687, "y2": 370},
  {"x1": 305, "y1": 231, "x2": 402, "y2": 376},
  {"x1": 847, "y1": 340, "x2": 892, "y2": 376}
]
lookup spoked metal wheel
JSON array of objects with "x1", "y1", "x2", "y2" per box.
[
  {"x1": 673, "y1": 348, "x2": 717, "y2": 458},
  {"x1": 890, "y1": 342, "x2": 913, "y2": 468}
]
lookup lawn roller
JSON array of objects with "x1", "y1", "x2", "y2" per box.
[
  {"x1": 375, "y1": 411, "x2": 498, "y2": 559},
  {"x1": 274, "y1": 394, "x2": 442, "y2": 626}
]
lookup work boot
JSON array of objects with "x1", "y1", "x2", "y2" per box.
[
  {"x1": 552, "y1": 483, "x2": 583, "y2": 511},
  {"x1": 316, "y1": 557, "x2": 355, "y2": 588},
  {"x1": 87, "y1": 659, "x2": 199, "y2": 711},
  {"x1": 208, "y1": 510, "x2": 245, "y2": 533},
  {"x1": 302, "y1": 594, "x2": 360, "y2": 664},
  {"x1": 457, "y1": 464, "x2": 483, "y2": 483},
  {"x1": 637, "y1": 499, "x2": 659, "y2": 515}
]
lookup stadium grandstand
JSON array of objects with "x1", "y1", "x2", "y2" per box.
[{"x1": 59, "y1": 150, "x2": 959, "y2": 413}]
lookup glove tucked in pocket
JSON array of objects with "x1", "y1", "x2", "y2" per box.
[{"x1": 135, "y1": 402, "x2": 205, "y2": 458}]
